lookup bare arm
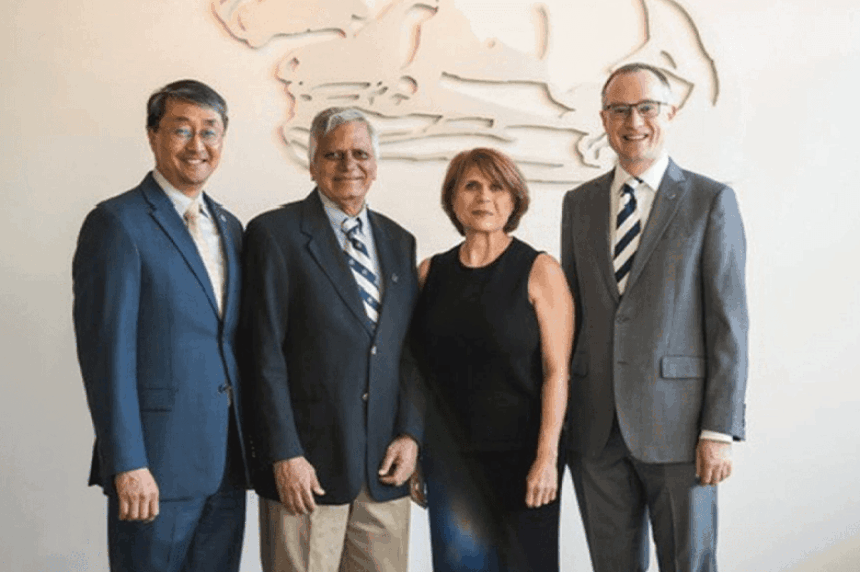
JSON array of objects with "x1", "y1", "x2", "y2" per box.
[
  {"x1": 417, "y1": 257, "x2": 431, "y2": 288},
  {"x1": 525, "y1": 253, "x2": 574, "y2": 508}
]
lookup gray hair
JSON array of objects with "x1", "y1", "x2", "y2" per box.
[
  {"x1": 147, "y1": 79, "x2": 228, "y2": 131},
  {"x1": 307, "y1": 107, "x2": 380, "y2": 164},
  {"x1": 601, "y1": 63, "x2": 674, "y2": 107}
]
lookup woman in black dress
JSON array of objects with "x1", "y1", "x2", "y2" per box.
[{"x1": 411, "y1": 148, "x2": 574, "y2": 571}]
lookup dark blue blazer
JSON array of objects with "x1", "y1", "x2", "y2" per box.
[
  {"x1": 240, "y1": 190, "x2": 423, "y2": 504},
  {"x1": 73, "y1": 172, "x2": 248, "y2": 499}
]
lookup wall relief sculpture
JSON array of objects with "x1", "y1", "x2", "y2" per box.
[{"x1": 213, "y1": 0, "x2": 718, "y2": 183}]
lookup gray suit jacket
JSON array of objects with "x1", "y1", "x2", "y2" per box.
[{"x1": 561, "y1": 159, "x2": 748, "y2": 464}]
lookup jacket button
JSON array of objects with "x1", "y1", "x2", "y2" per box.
[
  {"x1": 370, "y1": 345, "x2": 377, "y2": 355},
  {"x1": 362, "y1": 392, "x2": 369, "y2": 402}
]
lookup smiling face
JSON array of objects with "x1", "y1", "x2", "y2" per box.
[
  {"x1": 452, "y1": 165, "x2": 516, "y2": 236},
  {"x1": 147, "y1": 98, "x2": 224, "y2": 198},
  {"x1": 601, "y1": 70, "x2": 676, "y2": 177},
  {"x1": 310, "y1": 121, "x2": 378, "y2": 216}
]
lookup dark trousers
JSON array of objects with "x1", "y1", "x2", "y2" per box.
[
  {"x1": 107, "y1": 419, "x2": 247, "y2": 572},
  {"x1": 568, "y1": 421, "x2": 718, "y2": 572},
  {"x1": 425, "y1": 448, "x2": 562, "y2": 572}
]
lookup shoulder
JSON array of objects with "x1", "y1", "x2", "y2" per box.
[
  {"x1": 246, "y1": 200, "x2": 304, "y2": 233},
  {"x1": 670, "y1": 161, "x2": 734, "y2": 199},
  {"x1": 527, "y1": 248, "x2": 563, "y2": 283},
  {"x1": 368, "y1": 209, "x2": 415, "y2": 243},
  {"x1": 97, "y1": 181, "x2": 149, "y2": 216},
  {"x1": 665, "y1": 163, "x2": 742, "y2": 224},
  {"x1": 79, "y1": 177, "x2": 153, "y2": 240},
  {"x1": 417, "y1": 257, "x2": 432, "y2": 287},
  {"x1": 418, "y1": 243, "x2": 461, "y2": 287},
  {"x1": 528, "y1": 251, "x2": 570, "y2": 304},
  {"x1": 563, "y1": 170, "x2": 612, "y2": 206}
]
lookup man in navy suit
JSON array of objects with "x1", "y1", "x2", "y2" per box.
[
  {"x1": 73, "y1": 79, "x2": 248, "y2": 572},
  {"x1": 561, "y1": 63, "x2": 748, "y2": 571},
  {"x1": 241, "y1": 107, "x2": 422, "y2": 572}
]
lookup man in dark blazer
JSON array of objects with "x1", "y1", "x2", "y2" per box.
[
  {"x1": 561, "y1": 63, "x2": 748, "y2": 571},
  {"x1": 73, "y1": 80, "x2": 248, "y2": 572},
  {"x1": 241, "y1": 107, "x2": 422, "y2": 572}
]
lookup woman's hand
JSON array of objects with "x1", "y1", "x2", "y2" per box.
[
  {"x1": 408, "y1": 464, "x2": 428, "y2": 508},
  {"x1": 525, "y1": 454, "x2": 558, "y2": 508}
]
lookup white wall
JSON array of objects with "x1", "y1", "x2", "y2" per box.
[{"x1": 2, "y1": 1, "x2": 859, "y2": 570}]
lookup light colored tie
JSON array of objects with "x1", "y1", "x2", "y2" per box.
[
  {"x1": 341, "y1": 217, "x2": 381, "y2": 325},
  {"x1": 184, "y1": 201, "x2": 224, "y2": 314},
  {"x1": 613, "y1": 180, "x2": 642, "y2": 295}
]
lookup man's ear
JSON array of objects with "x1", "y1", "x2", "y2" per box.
[{"x1": 666, "y1": 105, "x2": 678, "y2": 121}]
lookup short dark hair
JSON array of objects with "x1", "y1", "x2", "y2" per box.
[
  {"x1": 146, "y1": 79, "x2": 228, "y2": 131},
  {"x1": 601, "y1": 63, "x2": 673, "y2": 107},
  {"x1": 308, "y1": 107, "x2": 379, "y2": 164},
  {"x1": 441, "y1": 147, "x2": 530, "y2": 236}
]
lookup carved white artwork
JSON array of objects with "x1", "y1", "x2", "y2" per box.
[{"x1": 213, "y1": 0, "x2": 719, "y2": 183}]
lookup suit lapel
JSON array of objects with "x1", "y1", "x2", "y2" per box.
[
  {"x1": 141, "y1": 175, "x2": 220, "y2": 316},
  {"x1": 624, "y1": 159, "x2": 687, "y2": 293},
  {"x1": 204, "y1": 193, "x2": 240, "y2": 321},
  {"x1": 588, "y1": 172, "x2": 620, "y2": 303},
  {"x1": 369, "y1": 210, "x2": 402, "y2": 333},
  {"x1": 300, "y1": 191, "x2": 373, "y2": 336}
]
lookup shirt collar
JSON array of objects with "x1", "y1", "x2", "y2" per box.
[
  {"x1": 152, "y1": 169, "x2": 210, "y2": 219},
  {"x1": 318, "y1": 189, "x2": 371, "y2": 236},
  {"x1": 612, "y1": 152, "x2": 670, "y2": 193}
]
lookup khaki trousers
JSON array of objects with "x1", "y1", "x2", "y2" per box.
[{"x1": 259, "y1": 487, "x2": 410, "y2": 572}]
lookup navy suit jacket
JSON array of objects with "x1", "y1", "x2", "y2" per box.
[
  {"x1": 240, "y1": 190, "x2": 422, "y2": 504},
  {"x1": 73, "y1": 172, "x2": 248, "y2": 499},
  {"x1": 561, "y1": 159, "x2": 748, "y2": 463}
]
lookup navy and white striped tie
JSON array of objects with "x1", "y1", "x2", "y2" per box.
[
  {"x1": 613, "y1": 181, "x2": 641, "y2": 294},
  {"x1": 342, "y1": 217, "x2": 381, "y2": 325}
]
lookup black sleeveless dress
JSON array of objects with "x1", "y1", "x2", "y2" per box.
[{"x1": 412, "y1": 238, "x2": 561, "y2": 572}]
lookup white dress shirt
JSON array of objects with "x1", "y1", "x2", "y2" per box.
[
  {"x1": 319, "y1": 190, "x2": 384, "y2": 296},
  {"x1": 152, "y1": 169, "x2": 226, "y2": 302}
]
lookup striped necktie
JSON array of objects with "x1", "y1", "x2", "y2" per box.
[
  {"x1": 341, "y1": 217, "x2": 381, "y2": 325},
  {"x1": 613, "y1": 180, "x2": 641, "y2": 295}
]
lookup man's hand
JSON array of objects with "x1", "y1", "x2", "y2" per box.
[
  {"x1": 696, "y1": 439, "x2": 733, "y2": 486},
  {"x1": 525, "y1": 455, "x2": 559, "y2": 508},
  {"x1": 114, "y1": 468, "x2": 159, "y2": 522},
  {"x1": 378, "y1": 435, "x2": 418, "y2": 487},
  {"x1": 274, "y1": 457, "x2": 326, "y2": 515}
]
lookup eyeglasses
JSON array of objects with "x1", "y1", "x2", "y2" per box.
[
  {"x1": 603, "y1": 100, "x2": 668, "y2": 119},
  {"x1": 168, "y1": 126, "x2": 223, "y2": 145}
]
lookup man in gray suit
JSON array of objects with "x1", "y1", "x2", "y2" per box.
[{"x1": 561, "y1": 63, "x2": 748, "y2": 571}]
